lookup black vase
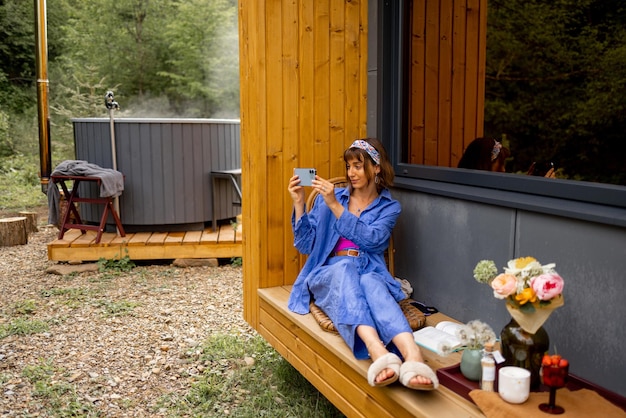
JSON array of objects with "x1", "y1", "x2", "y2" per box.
[{"x1": 500, "y1": 317, "x2": 549, "y2": 390}]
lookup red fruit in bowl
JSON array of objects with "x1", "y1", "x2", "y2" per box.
[
  {"x1": 559, "y1": 358, "x2": 569, "y2": 368},
  {"x1": 550, "y1": 354, "x2": 562, "y2": 365},
  {"x1": 542, "y1": 355, "x2": 552, "y2": 366},
  {"x1": 541, "y1": 361, "x2": 569, "y2": 388}
]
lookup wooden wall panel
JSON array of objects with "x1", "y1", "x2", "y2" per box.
[
  {"x1": 475, "y1": 0, "x2": 487, "y2": 141},
  {"x1": 239, "y1": 0, "x2": 267, "y2": 329},
  {"x1": 438, "y1": 0, "x2": 453, "y2": 167},
  {"x1": 463, "y1": 0, "x2": 481, "y2": 153},
  {"x1": 408, "y1": 0, "x2": 486, "y2": 167},
  {"x1": 313, "y1": 0, "x2": 330, "y2": 175},
  {"x1": 293, "y1": 1, "x2": 315, "y2": 277},
  {"x1": 329, "y1": 1, "x2": 346, "y2": 174},
  {"x1": 450, "y1": 0, "x2": 468, "y2": 164},
  {"x1": 240, "y1": 0, "x2": 369, "y2": 327},
  {"x1": 424, "y1": 0, "x2": 440, "y2": 166},
  {"x1": 409, "y1": 1, "x2": 426, "y2": 164}
]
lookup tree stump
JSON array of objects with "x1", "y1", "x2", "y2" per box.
[
  {"x1": 18, "y1": 211, "x2": 39, "y2": 233},
  {"x1": 0, "y1": 217, "x2": 28, "y2": 246}
]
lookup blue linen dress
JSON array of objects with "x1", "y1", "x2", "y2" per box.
[{"x1": 288, "y1": 186, "x2": 410, "y2": 359}]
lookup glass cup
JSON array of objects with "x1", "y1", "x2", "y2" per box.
[{"x1": 539, "y1": 363, "x2": 569, "y2": 414}]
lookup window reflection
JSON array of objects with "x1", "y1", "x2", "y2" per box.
[
  {"x1": 457, "y1": 138, "x2": 510, "y2": 173},
  {"x1": 402, "y1": 0, "x2": 626, "y2": 186}
]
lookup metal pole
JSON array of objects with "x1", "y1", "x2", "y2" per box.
[
  {"x1": 35, "y1": 0, "x2": 51, "y2": 193},
  {"x1": 105, "y1": 92, "x2": 121, "y2": 234}
]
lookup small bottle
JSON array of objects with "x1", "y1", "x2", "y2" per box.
[{"x1": 480, "y1": 342, "x2": 496, "y2": 392}]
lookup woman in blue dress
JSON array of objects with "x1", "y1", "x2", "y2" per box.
[{"x1": 287, "y1": 138, "x2": 438, "y2": 390}]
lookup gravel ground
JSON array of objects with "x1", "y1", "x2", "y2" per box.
[{"x1": 0, "y1": 211, "x2": 254, "y2": 417}]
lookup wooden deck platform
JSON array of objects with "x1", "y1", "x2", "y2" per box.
[{"x1": 47, "y1": 224, "x2": 242, "y2": 262}]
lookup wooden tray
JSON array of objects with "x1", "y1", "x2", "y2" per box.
[{"x1": 436, "y1": 363, "x2": 626, "y2": 412}]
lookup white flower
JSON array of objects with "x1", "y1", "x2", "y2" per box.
[
  {"x1": 504, "y1": 259, "x2": 543, "y2": 278},
  {"x1": 455, "y1": 320, "x2": 496, "y2": 350}
]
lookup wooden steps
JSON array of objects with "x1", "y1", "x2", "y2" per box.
[
  {"x1": 47, "y1": 224, "x2": 242, "y2": 262},
  {"x1": 258, "y1": 286, "x2": 484, "y2": 418}
]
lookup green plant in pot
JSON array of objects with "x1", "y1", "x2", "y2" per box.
[{"x1": 455, "y1": 320, "x2": 497, "y2": 382}]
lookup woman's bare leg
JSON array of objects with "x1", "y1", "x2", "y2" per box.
[
  {"x1": 357, "y1": 325, "x2": 397, "y2": 384},
  {"x1": 392, "y1": 332, "x2": 433, "y2": 386}
]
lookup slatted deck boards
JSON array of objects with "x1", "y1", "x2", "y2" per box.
[{"x1": 47, "y1": 224, "x2": 242, "y2": 262}]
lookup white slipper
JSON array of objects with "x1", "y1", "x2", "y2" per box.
[
  {"x1": 399, "y1": 361, "x2": 439, "y2": 390},
  {"x1": 367, "y1": 353, "x2": 402, "y2": 387}
]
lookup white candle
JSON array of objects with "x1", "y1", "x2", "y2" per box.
[{"x1": 498, "y1": 366, "x2": 531, "y2": 404}]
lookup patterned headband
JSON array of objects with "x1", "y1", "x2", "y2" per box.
[
  {"x1": 491, "y1": 140, "x2": 503, "y2": 162},
  {"x1": 350, "y1": 140, "x2": 381, "y2": 165}
]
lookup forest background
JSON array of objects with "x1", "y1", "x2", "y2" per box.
[{"x1": 0, "y1": 0, "x2": 625, "y2": 213}]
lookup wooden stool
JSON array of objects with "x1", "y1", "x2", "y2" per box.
[{"x1": 51, "y1": 175, "x2": 125, "y2": 244}]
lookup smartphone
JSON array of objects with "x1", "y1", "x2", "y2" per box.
[{"x1": 294, "y1": 168, "x2": 316, "y2": 186}]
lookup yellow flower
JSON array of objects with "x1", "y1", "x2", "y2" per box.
[
  {"x1": 514, "y1": 257, "x2": 537, "y2": 269},
  {"x1": 514, "y1": 287, "x2": 537, "y2": 305}
]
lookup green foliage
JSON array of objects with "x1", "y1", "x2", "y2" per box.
[
  {"x1": 40, "y1": 287, "x2": 96, "y2": 309},
  {"x1": 40, "y1": 287, "x2": 90, "y2": 298},
  {"x1": 0, "y1": 0, "x2": 240, "y2": 183},
  {"x1": 0, "y1": 142, "x2": 50, "y2": 212},
  {"x1": 0, "y1": 108, "x2": 9, "y2": 157},
  {"x1": 21, "y1": 358, "x2": 58, "y2": 383},
  {"x1": 22, "y1": 358, "x2": 99, "y2": 417},
  {"x1": 97, "y1": 254, "x2": 136, "y2": 273},
  {"x1": 0, "y1": 1, "x2": 36, "y2": 114},
  {"x1": 2, "y1": 0, "x2": 625, "y2": 190},
  {"x1": 158, "y1": 0, "x2": 240, "y2": 117},
  {"x1": 95, "y1": 299, "x2": 138, "y2": 317},
  {"x1": 486, "y1": 0, "x2": 626, "y2": 184},
  {"x1": 160, "y1": 334, "x2": 343, "y2": 417},
  {"x1": 12, "y1": 299, "x2": 38, "y2": 316},
  {"x1": 49, "y1": 0, "x2": 239, "y2": 119},
  {"x1": 0, "y1": 318, "x2": 49, "y2": 339}
]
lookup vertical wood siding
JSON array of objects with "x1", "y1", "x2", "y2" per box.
[
  {"x1": 239, "y1": 0, "x2": 369, "y2": 326},
  {"x1": 408, "y1": 0, "x2": 486, "y2": 167}
]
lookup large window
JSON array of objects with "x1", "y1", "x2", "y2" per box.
[{"x1": 377, "y1": 0, "x2": 626, "y2": 220}]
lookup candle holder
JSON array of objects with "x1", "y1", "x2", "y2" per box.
[{"x1": 539, "y1": 362, "x2": 569, "y2": 414}]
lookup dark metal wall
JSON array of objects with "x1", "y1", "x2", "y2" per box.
[{"x1": 72, "y1": 118, "x2": 241, "y2": 231}]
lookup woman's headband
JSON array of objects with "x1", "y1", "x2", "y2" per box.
[
  {"x1": 349, "y1": 140, "x2": 381, "y2": 165},
  {"x1": 491, "y1": 140, "x2": 503, "y2": 161}
]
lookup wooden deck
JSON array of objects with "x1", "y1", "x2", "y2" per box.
[{"x1": 47, "y1": 224, "x2": 242, "y2": 262}]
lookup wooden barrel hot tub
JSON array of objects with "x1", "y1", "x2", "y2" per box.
[{"x1": 71, "y1": 118, "x2": 241, "y2": 232}]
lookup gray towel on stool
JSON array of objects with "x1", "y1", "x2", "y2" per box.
[{"x1": 47, "y1": 160, "x2": 124, "y2": 225}]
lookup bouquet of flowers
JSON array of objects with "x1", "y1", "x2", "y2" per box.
[{"x1": 473, "y1": 257, "x2": 565, "y2": 333}]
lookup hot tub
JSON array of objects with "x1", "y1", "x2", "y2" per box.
[{"x1": 72, "y1": 118, "x2": 241, "y2": 232}]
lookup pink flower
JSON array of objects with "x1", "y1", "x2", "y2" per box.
[
  {"x1": 491, "y1": 273, "x2": 517, "y2": 299},
  {"x1": 530, "y1": 273, "x2": 564, "y2": 301}
]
